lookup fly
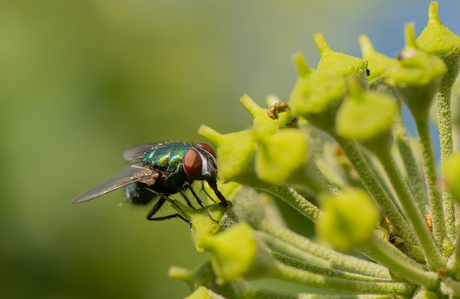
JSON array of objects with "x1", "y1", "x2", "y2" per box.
[{"x1": 71, "y1": 141, "x2": 229, "y2": 228}]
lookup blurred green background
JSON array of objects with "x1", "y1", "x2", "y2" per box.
[{"x1": 1, "y1": 0, "x2": 459, "y2": 298}]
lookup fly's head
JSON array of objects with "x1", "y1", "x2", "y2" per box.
[{"x1": 183, "y1": 143, "x2": 228, "y2": 207}]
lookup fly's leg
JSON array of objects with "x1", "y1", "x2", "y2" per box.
[
  {"x1": 183, "y1": 182, "x2": 219, "y2": 224},
  {"x1": 145, "y1": 197, "x2": 187, "y2": 223},
  {"x1": 145, "y1": 188, "x2": 192, "y2": 228},
  {"x1": 180, "y1": 192, "x2": 196, "y2": 209},
  {"x1": 149, "y1": 213, "x2": 187, "y2": 223},
  {"x1": 206, "y1": 179, "x2": 229, "y2": 207},
  {"x1": 201, "y1": 181, "x2": 217, "y2": 203}
]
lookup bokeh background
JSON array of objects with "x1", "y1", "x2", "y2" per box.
[{"x1": 2, "y1": 0, "x2": 460, "y2": 298}]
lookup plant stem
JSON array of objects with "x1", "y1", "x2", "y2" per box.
[
  {"x1": 447, "y1": 238, "x2": 460, "y2": 278},
  {"x1": 332, "y1": 135, "x2": 422, "y2": 258},
  {"x1": 362, "y1": 152, "x2": 401, "y2": 213},
  {"x1": 414, "y1": 115, "x2": 447, "y2": 249},
  {"x1": 441, "y1": 278, "x2": 460, "y2": 297},
  {"x1": 259, "y1": 220, "x2": 392, "y2": 278},
  {"x1": 269, "y1": 250, "x2": 393, "y2": 282},
  {"x1": 393, "y1": 109, "x2": 430, "y2": 215},
  {"x1": 376, "y1": 149, "x2": 445, "y2": 270},
  {"x1": 271, "y1": 262, "x2": 415, "y2": 297},
  {"x1": 258, "y1": 231, "x2": 333, "y2": 268},
  {"x1": 436, "y1": 86, "x2": 457, "y2": 241},
  {"x1": 454, "y1": 125, "x2": 459, "y2": 153},
  {"x1": 304, "y1": 125, "x2": 346, "y2": 191},
  {"x1": 249, "y1": 180, "x2": 323, "y2": 223},
  {"x1": 360, "y1": 232, "x2": 427, "y2": 272},
  {"x1": 170, "y1": 264, "x2": 396, "y2": 299},
  {"x1": 367, "y1": 235, "x2": 440, "y2": 291}
]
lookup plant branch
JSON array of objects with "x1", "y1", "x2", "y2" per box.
[
  {"x1": 269, "y1": 250, "x2": 393, "y2": 282},
  {"x1": 248, "y1": 180, "x2": 323, "y2": 223},
  {"x1": 367, "y1": 234, "x2": 440, "y2": 291},
  {"x1": 454, "y1": 125, "x2": 459, "y2": 153},
  {"x1": 304, "y1": 125, "x2": 346, "y2": 191},
  {"x1": 436, "y1": 85, "x2": 456, "y2": 241},
  {"x1": 362, "y1": 152, "x2": 401, "y2": 213},
  {"x1": 258, "y1": 231, "x2": 333, "y2": 268},
  {"x1": 271, "y1": 262, "x2": 416, "y2": 297},
  {"x1": 414, "y1": 115, "x2": 447, "y2": 249},
  {"x1": 360, "y1": 232, "x2": 427, "y2": 272},
  {"x1": 259, "y1": 220, "x2": 392, "y2": 279},
  {"x1": 447, "y1": 235, "x2": 460, "y2": 279},
  {"x1": 393, "y1": 109, "x2": 430, "y2": 215},
  {"x1": 376, "y1": 149, "x2": 445, "y2": 270},
  {"x1": 331, "y1": 134, "x2": 422, "y2": 259}
]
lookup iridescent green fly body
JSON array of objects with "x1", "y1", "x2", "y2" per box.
[{"x1": 71, "y1": 141, "x2": 229, "y2": 227}]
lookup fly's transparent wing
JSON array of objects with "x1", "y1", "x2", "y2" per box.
[
  {"x1": 71, "y1": 163, "x2": 158, "y2": 203},
  {"x1": 123, "y1": 143, "x2": 159, "y2": 161}
]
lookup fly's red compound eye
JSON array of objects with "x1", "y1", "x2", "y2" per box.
[
  {"x1": 195, "y1": 142, "x2": 216, "y2": 158},
  {"x1": 184, "y1": 149, "x2": 202, "y2": 178}
]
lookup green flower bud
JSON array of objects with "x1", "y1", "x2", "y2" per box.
[
  {"x1": 289, "y1": 53, "x2": 346, "y2": 134},
  {"x1": 336, "y1": 80, "x2": 397, "y2": 154},
  {"x1": 170, "y1": 201, "x2": 232, "y2": 252},
  {"x1": 254, "y1": 129, "x2": 308, "y2": 184},
  {"x1": 384, "y1": 23, "x2": 446, "y2": 120},
  {"x1": 316, "y1": 189, "x2": 380, "y2": 251},
  {"x1": 358, "y1": 34, "x2": 394, "y2": 81},
  {"x1": 417, "y1": 1, "x2": 460, "y2": 65},
  {"x1": 314, "y1": 32, "x2": 369, "y2": 90},
  {"x1": 184, "y1": 287, "x2": 226, "y2": 299},
  {"x1": 240, "y1": 95, "x2": 297, "y2": 135},
  {"x1": 418, "y1": 2, "x2": 460, "y2": 136},
  {"x1": 200, "y1": 222, "x2": 275, "y2": 285},
  {"x1": 441, "y1": 153, "x2": 460, "y2": 201},
  {"x1": 198, "y1": 125, "x2": 256, "y2": 182}
]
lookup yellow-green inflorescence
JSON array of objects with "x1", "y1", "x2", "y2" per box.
[
  {"x1": 200, "y1": 94, "x2": 308, "y2": 185},
  {"x1": 170, "y1": 201, "x2": 234, "y2": 252},
  {"x1": 317, "y1": 189, "x2": 380, "y2": 252},
  {"x1": 417, "y1": 1, "x2": 460, "y2": 90},
  {"x1": 384, "y1": 23, "x2": 446, "y2": 120},
  {"x1": 254, "y1": 129, "x2": 307, "y2": 184},
  {"x1": 314, "y1": 33, "x2": 369, "y2": 90},
  {"x1": 358, "y1": 34, "x2": 395, "y2": 82},
  {"x1": 198, "y1": 126, "x2": 256, "y2": 182},
  {"x1": 200, "y1": 222, "x2": 276, "y2": 285},
  {"x1": 289, "y1": 52, "x2": 346, "y2": 134},
  {"x1": 336, "y1": 79, "x2": 397, "y2": 155},
  {"x1": 171, "y1": 2, "x2": 460, "y2": 298}
]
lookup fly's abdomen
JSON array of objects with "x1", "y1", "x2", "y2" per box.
[{"x1": 125, "y1": 182, "x2": 156, "y2": 205}]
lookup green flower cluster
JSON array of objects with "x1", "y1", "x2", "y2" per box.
[{"x1": 169, "y1": 2, "x2": 460, "y2": 298}]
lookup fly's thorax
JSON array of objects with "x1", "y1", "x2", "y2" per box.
[{"x1": 143, "y1": 141, "x2": 192, "y2": 172}]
